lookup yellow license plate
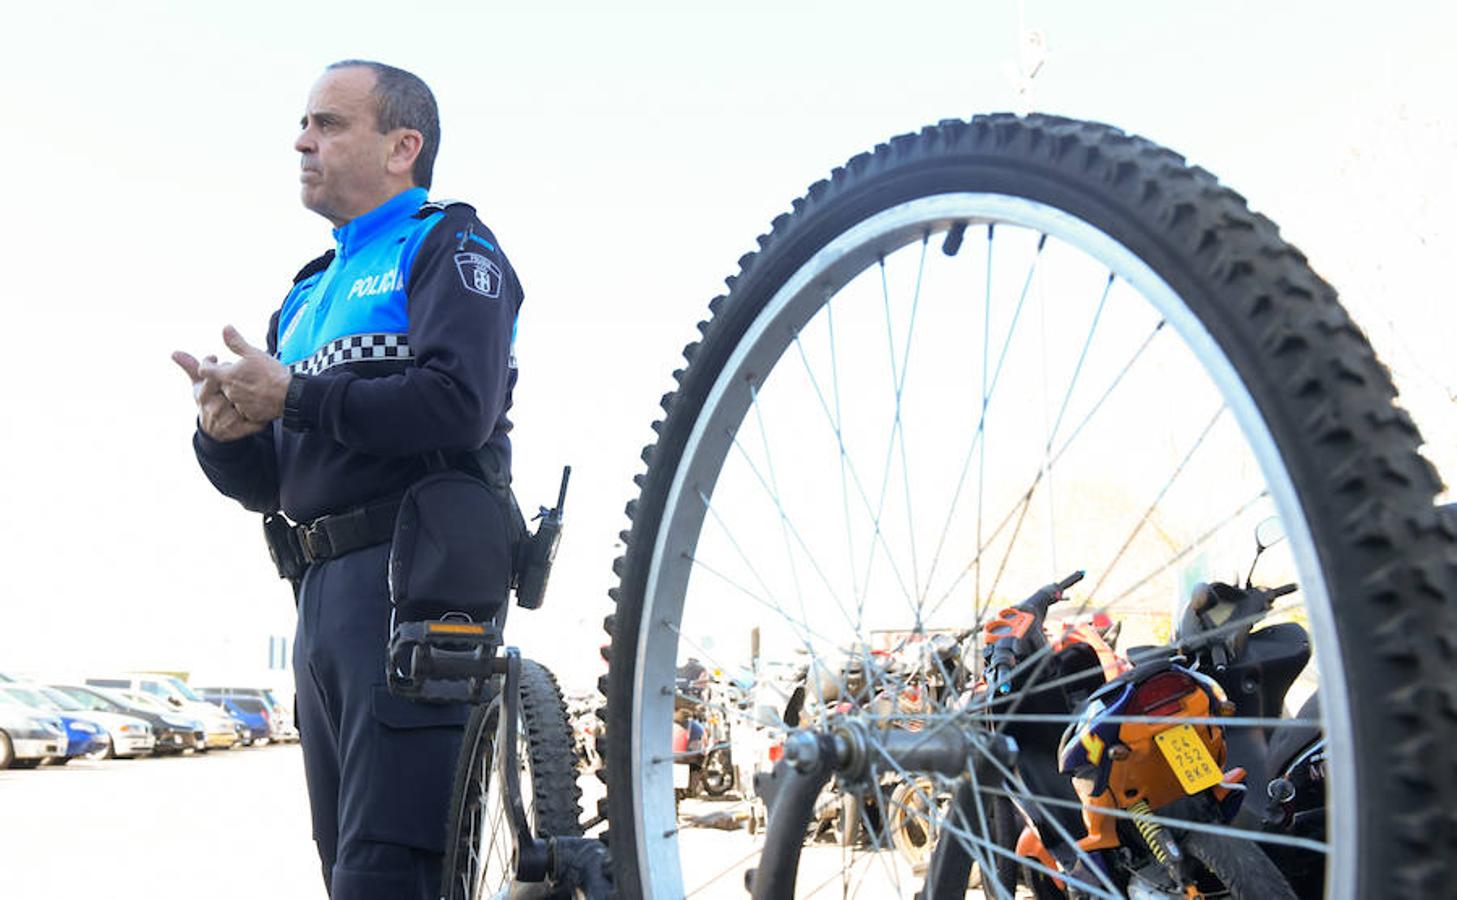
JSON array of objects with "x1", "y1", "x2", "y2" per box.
[{"x1": 1154, "y1": 723, "x2": 1222, "y2": 794}]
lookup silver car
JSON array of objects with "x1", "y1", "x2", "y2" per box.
[
  {"x1": 35, "y1": 685, "x2": 155, "y2": 759},
  {"x1": 0, "y1": 700, "x2": 66, "y2": 769}
]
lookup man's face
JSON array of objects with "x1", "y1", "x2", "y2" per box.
[{"x1": 294, "y1": 67, "x2": 395, "y2": 225}]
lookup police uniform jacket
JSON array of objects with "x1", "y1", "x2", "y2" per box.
[{"x1": 193, "y1": 187, "x2": 523, "y2": 523}]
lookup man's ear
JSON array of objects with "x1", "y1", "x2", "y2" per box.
[{"x1": 386, "y1": 129, "x2": 423, "y2": 179}]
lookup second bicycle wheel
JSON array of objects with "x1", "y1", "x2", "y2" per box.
[
  {"x1": 602, "y1": 114, "x2": 1457, "y2": 899},
  {"x1": 442, "y1": 658, "x2": 583, "y2": 900}
]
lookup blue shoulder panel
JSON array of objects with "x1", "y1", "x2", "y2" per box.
[{"x1": 276, "y1": 195, "x2": 445, "y2": 369}]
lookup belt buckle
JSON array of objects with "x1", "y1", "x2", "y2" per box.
[{"x1": 300, "y1": 522, "x2": 333, "y2": 561}]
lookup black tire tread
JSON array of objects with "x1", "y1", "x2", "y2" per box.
[
  {"x1": 516, "y1": 659, "x2": 585, "y2": 838},
  {"x1": 1183, "y1": 830, "x2": 1298, "y2": 900}
]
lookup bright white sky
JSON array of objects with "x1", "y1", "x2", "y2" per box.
[{"x1": 0, "y1": 0, "x2": 1451, "y2": 694}]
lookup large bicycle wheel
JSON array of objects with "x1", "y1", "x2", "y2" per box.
[
  {"x1": 601, "y1": 114, "x2": 1457, "y2": 898},
  {"x1": 442, "y1": 659, "x2": 583, "y2": 900}
]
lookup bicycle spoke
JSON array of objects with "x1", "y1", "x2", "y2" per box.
[
  {"x1": 684, "y1": 846, "x2": 771, "y2": 898},
  {"x1": 972, "y1": 230, "x2": 1045, "y2": 612},
  {"x1": 974, "y1": 225, "x2": 996, "y2": 617},
  {"x1": 978, "y1": 782, "x2": 1329, "y2": 855},
  {"x1": 892, "y1": 237, "x2": 930, "y2": 609},
  {"x1": 1087, "y1": 403, "x2": 1228, "y2": 601},
  {"x1": 982, "y1": 710, "x2": 1319, "y2": 729},
  {"x1": 969, "y1": 737, "x2": 1124, "y2": 897},
  {"x1": 748, "y1": 380, "x2": 814, "y2": 637},
  {"x1": 1038, "y1": 277, "x2": 1058, "y2": 579},
  {"x1": 814, "y1": 295, "x2": 862, "y2": 610},
  {"x1": 1107, "y1": 488, "x2": 1269, "y2": 605},
  {"x1": 855, "y1": 242, "x2": 931, "y2": 621},
  {"x1": 851, "y1": 777, "x2": 910, "y2": 897},
  {"x1": 960, "y1": 736, "x2": 1006, "y2": 899}
]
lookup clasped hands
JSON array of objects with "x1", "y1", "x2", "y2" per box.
[{"x1": 172, "y1": 326, "x2": 292, "y2": 442}]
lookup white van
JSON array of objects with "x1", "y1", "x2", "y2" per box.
[{"x1": 85, "y1": 673, "x2": 240, "y2": 750}]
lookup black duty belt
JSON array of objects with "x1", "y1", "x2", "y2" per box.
[{"x1": 295, "y1": 496, "x2": 402, "y2": 563}]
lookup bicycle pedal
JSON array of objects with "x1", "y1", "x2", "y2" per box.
[{"x1": 386, "y1": 619, "x2": 503, "y2": 703}]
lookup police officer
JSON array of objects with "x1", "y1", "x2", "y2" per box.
[{"x1": 172, "y1": 60, "x2": 523, "y2": 900}]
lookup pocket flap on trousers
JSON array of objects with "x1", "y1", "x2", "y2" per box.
[{"x1": 371, "y1": 685, "x2": 471, "y2": 730}]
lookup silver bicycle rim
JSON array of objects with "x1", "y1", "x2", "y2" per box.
[{"x1": 631, "y1": 192, "x2": 1353, "y2": 898}]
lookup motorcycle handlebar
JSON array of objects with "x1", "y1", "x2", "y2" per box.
[
  {"x1": 1266, "y1": 583, "x2": 1298, "y2": 600},
  {"x1": 1017, "y1": 570, "x2": 1086, "y2": 616},
  {"x1": 987, "y1": 639, "x2": 1017, "y2": 695}
]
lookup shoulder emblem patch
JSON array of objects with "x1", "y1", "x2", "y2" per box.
[{"x1": 455, "y1": 251, "x2": 502, "y2": 298}]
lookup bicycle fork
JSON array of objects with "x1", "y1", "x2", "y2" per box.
[{"x1": 746, "y1": 720, "x2": 1017, "y2": 900}]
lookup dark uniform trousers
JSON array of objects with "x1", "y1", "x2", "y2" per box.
[{"x1": 294, "y1": 542, "x2": 469, "y2": 899}]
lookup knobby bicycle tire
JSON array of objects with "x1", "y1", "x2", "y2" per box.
[
  {"x1": 442, "y1": 658, "x2": 583, "y2": 900},
  {"x1": 599, "y1": 114, "x2": 1457, "y2": 898}
]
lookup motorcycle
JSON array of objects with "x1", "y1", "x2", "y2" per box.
[
  {"x1": 672, "y1": 665, "x2": 736, "y2": 803},
  {"x1": 567, "y1": 692, "x2": 604, "y2": 774},
  {"x1": 1024, "y1": 529, "x2": 1307, "y2": 898}
]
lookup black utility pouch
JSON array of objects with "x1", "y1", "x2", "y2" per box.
[
  {"x1": 388, "y1": 471, "x2": 513, "y2": 624},
  {"x1": 262, "y1": 512, "x2": 306, "y2": 584}
]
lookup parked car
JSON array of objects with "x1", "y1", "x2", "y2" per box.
[
  {"x1": 50, "y1": 684, "x2": 203, "y2": 755},
  {"x1": 115, "y1": 689, "x2": 236, "y2": 751},
  {"x1": 193, "y1": 686, "x2": 298, "y2": 742},
  {"x1": 34, "y1": 685, "x2": 155, "y2": 759},
  {"x1": 0, "y1": 684, "x2": 108, "y2": 763},
  {"x1": 258, "y1": 688, "x2": 299, "y2": 743},
  {"x1": 198, "y1": 692, "x2": 272, "y2": 745},
  {"x1": 85, "y1": 674, "x2": 239, "y2": 750},
  {"x1": 0, "y1": 700, "x2": 66, "y2": 769}
]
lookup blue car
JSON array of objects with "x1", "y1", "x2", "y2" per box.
[
  {"x1": 0, "y1": 684, "x2": 108, "y2": 763},
  {"x1": 199, "y1": 692, "x2": 272, "y2": 746}
]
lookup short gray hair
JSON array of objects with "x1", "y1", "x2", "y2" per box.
[{"x1": 327, "y1": 59, "x2": 440, "y2": 190}]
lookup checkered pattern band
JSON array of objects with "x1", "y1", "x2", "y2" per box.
[{"x1": 288, "y1": 333, "x2": 413, "y2": 376}]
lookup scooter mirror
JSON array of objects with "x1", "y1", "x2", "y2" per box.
[{"x1": 1255, "y1": 516, "x2": 1286, "y2": 552}]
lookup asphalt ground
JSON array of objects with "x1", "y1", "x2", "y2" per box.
[
  {"x1": 0, "y1": 743, "x2": 1006, "y2": 899},
  {"x1": 0, "y1": 742, "x2": 323, "y2": 900},
  {"x1": 667, "y1": 793, "x2": 1013, "y2": 898}
]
